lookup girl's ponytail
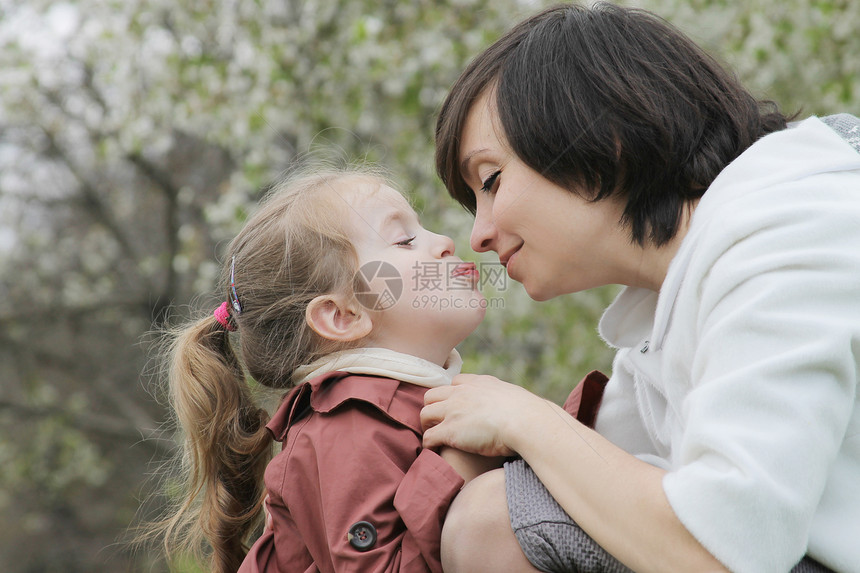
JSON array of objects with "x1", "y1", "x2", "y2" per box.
[
  {"x1": 162, "y1": 313, "x2": 272, "y2": 572},
  {"x1": 139, "y1": 168, "x2": 385, "y2": 569}
]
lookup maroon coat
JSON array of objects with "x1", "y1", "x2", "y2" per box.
[{"x1": 238, "y1": 372, "x2": 464, "y2": 573}]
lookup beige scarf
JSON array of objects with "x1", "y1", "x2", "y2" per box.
[{"x1": 291, "y1": 347, "x2": 463, "y2": 388}]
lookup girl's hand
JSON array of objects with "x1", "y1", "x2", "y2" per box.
[
  {"x1": 264, "y1": 494, "x2": 273, "y2": 532},
  {"x1": 421, "y1": 373, "x2": 544, "y2": 457}
]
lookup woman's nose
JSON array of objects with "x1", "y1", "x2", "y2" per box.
[{"x1": 470, "y1": 201, "x2": 497, "y2": 253}]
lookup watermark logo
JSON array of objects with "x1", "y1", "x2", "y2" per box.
[
  {"x1": 476, "y1": 262, "x2": 507, "y2": 291},
  {"x1": 354, "y1": 261, "x2": 508, "y2": 311},
  {"x1": 354, "y1": 261, "x2": 403, "y2": 310},
  {"x1": 410, "y1": 261, "x2": 508, "y2": 292}
]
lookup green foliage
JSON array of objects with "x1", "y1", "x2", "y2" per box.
[
  {"x1": 168, "y1": 553, "x2": 208, "y2": 573},
  {"x1": 0, "y1": 381, "x2": 110, "y2": 498},
  {"x1": 630, "y1": 0, "x2": 860, "y2": 115}
]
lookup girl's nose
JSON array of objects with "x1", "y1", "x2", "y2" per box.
[{"x1": 433, "y1": 233, "x2": 456, "y2": 259}]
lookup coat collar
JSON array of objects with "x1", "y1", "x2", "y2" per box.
[{"x1": 266, "y1": 372, "x2": 426, "y2": 441}]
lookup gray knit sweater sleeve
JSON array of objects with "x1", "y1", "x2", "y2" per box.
[{"x1": 821, "y1": 113, "x2": 860, "y2": 153}]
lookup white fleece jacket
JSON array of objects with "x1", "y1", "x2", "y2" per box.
[{"x1": 595, "y1": 117, "x2": 860, "y2": 573}]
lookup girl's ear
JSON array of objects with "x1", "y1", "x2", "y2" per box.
[{"x1": 305, "y1": 294, "x2": 373, "y2": 342}]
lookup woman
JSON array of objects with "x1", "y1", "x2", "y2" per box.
[{"x1": 420, "y1": 3, "x2": 860, "y2": 573}]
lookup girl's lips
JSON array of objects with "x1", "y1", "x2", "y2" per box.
[{"x1": 451, "y1": 262, "x2": 480, "y2": 285}]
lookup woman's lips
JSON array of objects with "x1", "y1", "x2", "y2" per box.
[{"x1": 502, "y1": 247, "x2": 521, "y2": 278}]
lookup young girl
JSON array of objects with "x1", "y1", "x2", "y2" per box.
[{"x1": 152, "y1": 167, "x2": 499, "y2": 572}]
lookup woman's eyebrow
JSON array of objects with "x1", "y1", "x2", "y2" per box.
[{"x1": 459, "y1": 148, "x2": 489, "y2": 176}]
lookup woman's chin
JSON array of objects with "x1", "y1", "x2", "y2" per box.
[
  {"x1": 522, "y1": 271, "x2": 595, "y2": 300},
  {"x1": 522, "y1": 279, "x2": 556, "y2": 302},
  {"x1": 528, "y1": 291, "x2": 555, "y2": 302}
]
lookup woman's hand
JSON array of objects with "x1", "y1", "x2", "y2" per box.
[
  {"x1": 439, "y1": 446, "x2": 506, "y2": 484},
  {"x1": 427, "y1": 374, "x2": 729, "y2": 573},
  {"x1": 421, "y1": 373, "x2": 547, "y2": 457}
]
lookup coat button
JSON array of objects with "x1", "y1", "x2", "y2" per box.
[{"x1": 347, "y1": 521, "x2": 377, "y2": 551}]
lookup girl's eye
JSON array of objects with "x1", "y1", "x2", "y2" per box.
[
  {"x1": 396, "y1": 236, "x2": 416, "y2": 246},
  {"x1": 480, "y1": 170, "x2": 501, "y2": 193}
]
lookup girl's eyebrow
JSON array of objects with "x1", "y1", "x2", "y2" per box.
[{"x1": 378, "y1": 206, "x2": 418, "y2": 232}]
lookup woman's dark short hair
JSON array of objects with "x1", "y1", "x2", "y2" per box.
[{"x1": 435, "y1": 2, "x2": 789, "y2": 246}]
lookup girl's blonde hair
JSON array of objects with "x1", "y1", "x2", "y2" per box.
[{"x1": 147, "y1": 167, "x2": 387, "y2": 572}]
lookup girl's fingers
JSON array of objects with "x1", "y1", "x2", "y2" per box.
[{"x1": 264, "y1": 494, "x2": 273, "y2": 532}]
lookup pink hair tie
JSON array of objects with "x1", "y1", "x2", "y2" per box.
[{"x1": 213, "y1": 301, "x2": 236, "y2": 332}]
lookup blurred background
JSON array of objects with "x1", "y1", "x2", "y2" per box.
[{"x1": 0, "y1": 0, "x2": 857, "y2": 570}]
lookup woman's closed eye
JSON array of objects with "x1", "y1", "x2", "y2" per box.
[
  {"x1": 396, "y1": 235, "x2": 416, "y2": 247},
  {"x1": 481, "y1": 170, "x2": 501, "y2": 194}
]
